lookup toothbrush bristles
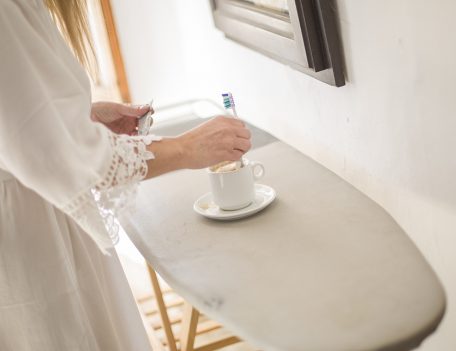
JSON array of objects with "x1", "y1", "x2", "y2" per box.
[{"x1": 222, "y1": 92, "x2": 235, "y2": 110}]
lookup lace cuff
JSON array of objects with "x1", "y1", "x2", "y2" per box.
[{"x1": 62, "y1": 133, "x2": 162, "y2": 253}]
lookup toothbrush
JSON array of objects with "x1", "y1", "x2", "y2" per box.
[
  {"x1": 222, "y1": 92, "x2": 245, "y2": 166},
  {"x1": 222, "y1": 92, "x2": 238, "y2": 117}
]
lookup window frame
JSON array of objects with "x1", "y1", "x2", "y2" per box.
[{"x1": 210, "y1": 0, "x2": 345, "y2": 87}]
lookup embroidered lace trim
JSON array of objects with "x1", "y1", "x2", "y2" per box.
[{"x1": 62, "y1": 133, "x2": 162, "y2": 252}]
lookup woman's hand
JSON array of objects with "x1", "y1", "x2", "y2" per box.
[
  {"x1": 177, "y1": 116, "x2": 252, "y2": 169},
  {"x1": 145, "y1": 116, "x2": 252, "y2": 178},
  {"x1": 91, "y1": 101, "x2": 152, "y2": 135}
]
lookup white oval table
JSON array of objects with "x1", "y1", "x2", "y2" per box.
[{"x1": 121, "y1": 140, "x2": 446, "y2": 351}]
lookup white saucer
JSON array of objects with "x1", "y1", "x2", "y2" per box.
[{"x1": 193, "y1": 184, "x2": 276, "y2": 221}]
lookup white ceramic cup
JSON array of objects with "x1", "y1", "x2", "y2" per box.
[{"x1": 208, "y1": 159, "x2": 265, "y2": 210}]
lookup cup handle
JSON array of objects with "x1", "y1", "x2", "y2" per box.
[{"x1": 250, "y1": 161, "x2": 265, "y2": 181}]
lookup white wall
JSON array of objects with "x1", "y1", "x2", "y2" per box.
[{"x1": 111, "y1": 0, "x2": 456, "y2": 349}]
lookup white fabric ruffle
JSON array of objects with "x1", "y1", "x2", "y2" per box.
[{"x1": 62, "y1": 133, "x2": 162, "y2": 253}]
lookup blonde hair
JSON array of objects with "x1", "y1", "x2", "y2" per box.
[{"x1": 44, "y1": 0, "x2": 94, "y2": 70}]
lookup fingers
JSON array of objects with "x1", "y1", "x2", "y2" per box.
[
  {"x1": 213, "y1": 116, "x2": 250, "y2": 137},
  {"x1": 230, "y1": 118, "x2": 245, "y2": 128},
  {"x1": 234, "y1": 137, "x2": 251, "y2": 153},
  {"x1": 227, "y1": 149, "x2": 244, "y2": 161},
  {"x1": 221, "y1": 117, "x2": 251, "y2": 153},
  {"x1": 223, "y1": 137, "x2": 251, "y2": 162},
  {"x1": 120, "y1": 103, "x2": 153, "y2": 117},
  {"x1": 235, "y1": 127, "x2": 251, "y2": 139},
  {"x1": 214, "y1": 115, "x2": 245, "y2": 127},
  {"x1": 103, "y1": 117, "x2": 138, "y2": 135}
]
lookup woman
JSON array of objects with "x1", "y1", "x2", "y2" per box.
[{"x1": 0, "y1": 0, "x2": 251, "y2": 349}]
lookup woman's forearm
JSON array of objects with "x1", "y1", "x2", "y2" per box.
[
  {"x1": 143, "y1": 116, "x2": 252, "y2": 179},
  {"x1": 145, "y1": 138, "x2": 186, "y2": 179}
]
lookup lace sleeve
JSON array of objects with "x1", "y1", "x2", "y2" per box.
[{"x1": 62, "y1": 133, "x2": 162, "y2": 253}]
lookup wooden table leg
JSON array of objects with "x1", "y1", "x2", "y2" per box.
[
  {"x1": 147, "y1": 265, "x2": 177, "y2": 351},
  {"x1": 180, "y1": 302, "x2": 200, "y2": 351}
]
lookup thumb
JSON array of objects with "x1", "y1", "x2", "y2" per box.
[{"x1": 119, "y1": 103, "x2": 151, "y2": 117}]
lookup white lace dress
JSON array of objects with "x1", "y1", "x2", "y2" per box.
[{"x1": 0, "y1": 0, "x2": 153, "y2": 349}]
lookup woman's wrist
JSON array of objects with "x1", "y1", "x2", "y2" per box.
[{"x1": 144, "y1": 137, "x2": 187, "y2": 179}]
